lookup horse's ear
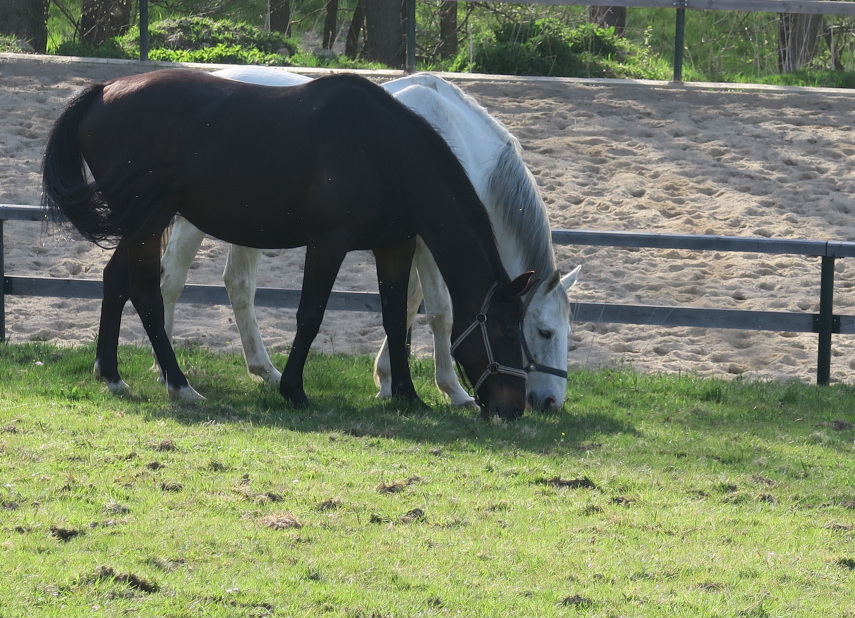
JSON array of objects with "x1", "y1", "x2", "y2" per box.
[
  {"x1": 542, "y1": 269, "x2": 562, "y2": 294},
  {"x1": 559, "y1": 265, "x2": 581, "y2": 295},
  {"x1": 501, "y1": 271, "x2": 537, "y2": 300}
]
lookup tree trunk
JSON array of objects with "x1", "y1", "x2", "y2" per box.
[
  {"x1": 0, "y1": 0, "x2": 48, "y2": 52},
  {"x1": 439, "y1": 1, "x2": 457, "y2": 59},
  {"x1": 323, "y1": 0, "x2": 339, "y2": 50},
  {"x1": 80, "y1": 0, "x2": 132, "y2": 47},
  {"x1": 587, "y1": 6, "x2": 625, "y2": 37},
  {"x1": 346, "y1": 0, "x2": 365, "y2": 58},
  {"x1": 363, "y1": 0, "x2": 404, "y2": 68},
  {"x1": 823, "y1": 21, "x2": 844, "y2": 72},
  {"x1": 270, "y1": 0, "x2": 292, "y2": 37},
  {"x1": 778, "y1": 13, "x2": 822, "y2": 73}
]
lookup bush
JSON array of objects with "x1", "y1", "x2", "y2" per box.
[
  {"x1": 137, "y1": 17, "x2": 298, "y2": 56},
  {"x1": 54, "y1": 39, "x2": 129, "y2": 59},
  {"x1": 451, "y1": 19, "x2": 671, "y2": 80},
  {"x1": 148, "y1": 43, "x2": 291, "y2": 66}
]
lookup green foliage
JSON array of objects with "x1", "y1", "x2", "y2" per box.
[
  {"x1": 139, "y1": 17, "x2": 297, "y2": 56},
  {"x1": 450, "y1": 19, "x2": 672, "y2": 80},
  {"x1": 147, "y1": 43, "x2": 290, "y2": 66},
  {"x1": 54, "y1": 38, "x2": 128, "y2": 59},
  {"x1": 49, "y1": 15, "x2": 384, "y2": 69},
  {"x1": 1, "y1": 34, "x2": 22, "y2": 52}
]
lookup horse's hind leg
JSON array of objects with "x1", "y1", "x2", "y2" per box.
[
  {"x1": 160, "y1": 216, "x2": 206, "y2": 345},
  {"x1": 94, "y1": 240, "x2": 132, "y2": 392},
  {"x1": 158, "y1": 216, "x2": 206, "y2": 381},
  {"x1": 128, "y1": 231, "x2": 204, "y2": 401},
  {"x1": 279, "y1": 238, "x2": 349, "y2": 407},
  {"x1": 373, "y1": 256, "x2": 422, "y2": 399},
  {"x1": 224, "y1": 244, "x2": 281, "y2": 385},
  {"x1": 373, "y1": 238, "x2": 424, "y2": 406},
  {"x1": 413, "y1": 238, "x2": 476, "y2": 407}
]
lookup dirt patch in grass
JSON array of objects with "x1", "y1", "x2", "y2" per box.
[
  {"x1": 49, "y1": 526, "x2": 81, "y2": 541},
  {"x1": 260, "y1": 512, "x2": 301, "y2": 529},
  {"x1": 537, "y1": 476, "x2": 597, "y2": 490},
  {"x1": 836, "y1": 557, "x2": 855, "y2": 570},
  {"x1": 561, "y1": 594, "x2": 593, "y2": 607},
  {"x1": 160, "y1": 481, "x2": 183, "y2": 492},
  {"x1": 317, "y1": 498, "x2": 342, "y2": 511},
  {"x1": 152, "y1": 439, "x2": 178, "y2": 452},
  {"x1": 376, "y1": 477, "x2": 421, "y2": 494},
  {"x1": 89, "y1": 565, "x2": 158, "y2": 593}
]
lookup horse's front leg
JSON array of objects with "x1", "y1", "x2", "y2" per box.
[
  {"x1": 223, "y1": 243, "x2": 281, "y2": 386},
  {"x1": 128, "y1": 232, "x2": 204, "y2": 401},
  {"x1": 373, "y1": 238, "x2": 424, "y2": 406},
  {"x1": 414, "y1": 238, "x2": 477, "y2": 407},
  {"x1": 373, "y1": 255, "x2": 422, "y2": 398},
  {"x1": 94, "y1": 239, "x2": 131, "y2": 392},
  {"x1": 279, "y1": 239, "x2": 349, "y2": 408}
]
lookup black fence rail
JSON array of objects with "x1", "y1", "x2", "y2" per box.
[{"x1": 3, "y1": 204, "x2": 854, "y2": 384}]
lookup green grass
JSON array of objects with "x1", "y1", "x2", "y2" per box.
[{"x1": 2, "y1": 343, "x2": 854, "y2": 617}]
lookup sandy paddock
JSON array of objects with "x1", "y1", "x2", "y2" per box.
[{"x1": 3, "y1": 54, "x2": 855, "y2": 386}]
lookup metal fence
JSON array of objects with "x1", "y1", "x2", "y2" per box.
[{"x1": 4, "y1": 204, "x2": 854, "y2": 384}]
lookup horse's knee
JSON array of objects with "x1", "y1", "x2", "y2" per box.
[{"x1": 426, "y1": 310, "x2": 452, "y2": 337}]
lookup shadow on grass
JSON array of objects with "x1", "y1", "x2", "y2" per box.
[{"x1": 3, "y1": 342, "x2": 637, "y2": 454}]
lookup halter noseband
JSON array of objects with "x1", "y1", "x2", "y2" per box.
[
  {"x1": 519, "y1": 278, "x2": 569, "y2": 380},
  {"x1": 450, "y1": 282, "x2": 529, "y2": 400}
]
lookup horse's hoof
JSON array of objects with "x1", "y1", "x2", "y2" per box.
[
  {"x1": 283, "y1": 390, "x2": 310, "y2": 408},
  {"x1": 106, "y1": 379, "x2": 130, "y2": 394},
  {"x1": 451, "y1": 395, "x2": 478, "y2": 409},
  {"x1": 94, "y1": 361, "x2": 129, "y2": 393},
  {"x1": 168, "y1": 384, "x2": 206, "y2": 402},
  {"x1": 248, "y1": 366, "x2": 282, "y2": 387},
  {"x1": 374, "y1": 388, "x2": 394, "y2": 400}
]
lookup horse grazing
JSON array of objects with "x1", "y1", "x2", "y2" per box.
[
  {"x1": 160, "y1": 68, "x2": 580, "y2": 411},
  {"x1": 42, "y1": 69, "x2": 534, "y2": 418}
]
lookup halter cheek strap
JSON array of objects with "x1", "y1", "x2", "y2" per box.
[
  {"x1": 520, "y1": 278, "x2": 569, "y2": 380},
  {"x1": 450, "y1": 282, "x2": 529, "y2": 399}
]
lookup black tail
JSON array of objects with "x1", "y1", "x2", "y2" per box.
[{"x1": 41, "y1": 84, "x2": 115, "y2": 247}]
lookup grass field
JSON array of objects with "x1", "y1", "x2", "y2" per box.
[{"x1": 2, "y1": 342, "x2": 854, "y2": 617}]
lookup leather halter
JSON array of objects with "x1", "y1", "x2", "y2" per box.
[
  {"x1": 450, "y1": 282, "x2": 529, "y2": 400},
  {"x1": 519, "y1": 277, "x2": 569, "y2": 380}
]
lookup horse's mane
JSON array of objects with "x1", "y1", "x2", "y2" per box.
[
  {"x1": 418, "y1": 77, "x2": 557, "y2": 277},
  {"x1": 487, "y1": 141, "x2": 556, "y2": 277}
]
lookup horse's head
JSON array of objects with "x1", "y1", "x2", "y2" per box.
[
  {"x1": 451, "y1": 272, "x2": 535, "y2": 420},
  {"x1": 521, "y1": 265, "x2": 580, "y2": 412}
]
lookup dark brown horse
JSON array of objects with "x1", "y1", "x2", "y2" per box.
[{"x1": 42, "y1": 69, "x2": 533, "y2": 418}]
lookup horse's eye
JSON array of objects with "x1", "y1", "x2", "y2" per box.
[
  {"x1": 503, "y1": 329, "x2": 518, "y2": 343},
  {"x1": 538, "y1": 329, "x2": 553, "y2": 340}
]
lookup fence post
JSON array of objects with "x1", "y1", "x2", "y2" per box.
[
  {"x1": 817, "y1": 255, "x2": 835, "y2": 385},
  {"x1": 406, "y1": 0, "x2": 416, "y2": 73},
  {"x1": 140, "y1": 0, "x2": 149, "y2": 61},
  {"x1": 673, "y1": 0, "x2": 686, "y2": 82}
]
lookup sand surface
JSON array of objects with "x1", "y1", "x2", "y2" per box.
[{"x1": 3, "y1": 54, "x2": 855, "y2": 386}]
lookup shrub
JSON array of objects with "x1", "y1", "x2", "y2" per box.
[
  {"x1": 451, "y1": 19, "x2": 672, "y2": 80},
  {"x1": 136, "y1": 17, "x2": 298, "y2": 56},
  {"x1": 54, "y1": 39, "x2": 129, "y2": 59},
  {"x1": 148, "y1": 43, "x2": 290, "y2": 66}
]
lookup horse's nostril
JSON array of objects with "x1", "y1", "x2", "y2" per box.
[{"x1": 540, "y1": 397, "x2": 555, "y2": 412}]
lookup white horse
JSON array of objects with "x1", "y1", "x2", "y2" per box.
[{"x1": 160, "y1": 67, "x2": 579, "y2": 411}]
